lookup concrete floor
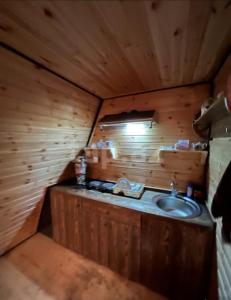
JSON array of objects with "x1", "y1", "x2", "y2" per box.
[{"x1": 0, "y1": 233, "x2": 167, "y2": 300}]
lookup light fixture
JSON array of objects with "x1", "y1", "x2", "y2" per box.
[
  {"x1": 126, "y1": 123, "x2": 145, "y2": 135},
  {"x1": 99, "y1": 110, "x2": 156, "y2": 130}
]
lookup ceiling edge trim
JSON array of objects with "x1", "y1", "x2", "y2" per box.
[
  {"x1": 86, "y1": 98, "x2": 104, "y2": 147},
  {"x1": 103, "y1": 81, "x2": 211, "y2": 101},
  {"x1": 0, "y1": 42, "x2": 102, "y2": 100}
]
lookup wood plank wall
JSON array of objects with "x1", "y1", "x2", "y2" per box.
[
  {"x1": 207, "y1": 55, "x2": 231, "y2": 299},
  {"x1": 88, "y1": 84, "x2": 210, "y2": 191},
  {"x1": 214, "y1": 54, "x2": 231, "y2": 96},
  {"x1": 0, "y1": 47, "x2": 100, "y2": 255}
]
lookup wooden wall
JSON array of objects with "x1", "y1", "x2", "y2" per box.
[
  {"x1": 208, "y1": 138, "x2": 231, "y2": 299},
  {"x1": 214, "y1": 54, "x2": 231, "y2": 96},
  {"x1": 0, "y1": 47, "x2": 100, "y2": 255},
  {"x1": 207, "y1": 55, "x2": 231, "y2": 299},
  {"x1": 211, "y1": 54, "x2": 231, "y2": 138},
  {"x1": 88, "y1": 84, "x2": 210, "y2": 191}
]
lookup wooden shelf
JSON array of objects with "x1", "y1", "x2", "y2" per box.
[
  {"x1": 193, "y1": 96, "x2": 230, "y2": 138},
  {"x1": 158, "y1": 149, "x2": 208, "y2": 165},
  {"x1": 84, "y1": 147, "x2": 117, "y2": 169}
]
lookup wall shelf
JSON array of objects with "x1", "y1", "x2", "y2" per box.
[
  {"x1": 84, "y1": 147, "x2": 117, "y2": 169},
  {"x1": 158, "y1": 149, "x2": 208, "y2": 165},
  {"x1": 193, "y1": 96, "x2": 231, "y2": 138}
]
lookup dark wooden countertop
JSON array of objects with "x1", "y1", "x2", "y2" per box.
[{"x1": 52, "y1": 185, "x2": 214, "y2": 228}]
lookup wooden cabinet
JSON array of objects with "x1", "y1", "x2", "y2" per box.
[
  {"x1": 81, "y1": 199, "x2": 140, "y2": 281},
  {"x1": 141, "y1": 214, "x2": 213, "y2": 300},
  {"x1": 51, "y1": 190, "x2": 140, "y2": 281},
  {"x1": 51, "y1": 189, "x2": 213, "y2": 299},
  {"x1": 51, "y1": 190, "x2": 82, "y2": 253}
]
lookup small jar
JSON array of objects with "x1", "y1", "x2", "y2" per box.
[{"x1": 186, "y1": 183, "x2": 193, "y2": 199}]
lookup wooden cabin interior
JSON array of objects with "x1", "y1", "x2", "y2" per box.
[{"x1": 0, "y1": 1, "x2": 231, "y2": 299}]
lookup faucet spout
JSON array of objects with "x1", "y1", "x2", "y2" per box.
[{"x1": 170, "y1": 180, "x2": 177, "y2": 197}]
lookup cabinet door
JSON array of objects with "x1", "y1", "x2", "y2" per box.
[
  {"x1": 81, "y1": 199, "x2": 141, "y2": 281},
  {"x1": 51, "y1": 190, "x2": 82, "y2": 253},
  {"x1": 141, "y1": 214, "x2": 213, "y2": 300}
]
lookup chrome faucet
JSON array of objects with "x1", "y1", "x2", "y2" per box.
[{"x1": 170, "y1": 180, "x2": 177, "y2": 197}]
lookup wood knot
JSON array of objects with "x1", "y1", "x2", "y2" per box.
[
  {"x1": 211, "y1": 6, "x2": 216, "y2": 14},
  {"x1": 224, "y1": 0, "x2": 231, "y2": 9},
  {"x1": 173, "y1": 28, "x2": 182, "y2": 36},
  {"x1": 43, "y1": 8, "x2": 54, "y2": 18},
  {"x1": 0, "y1": 24, "x2": 13, "y2": 33},
  {"x1": 34, "y1": 63, "x2": 43, "y2": 70},
  {"x1": 151, "y1": 1, "x2": 159, "y2": 10}
]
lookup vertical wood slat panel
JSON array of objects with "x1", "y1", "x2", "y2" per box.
[
  {"x1": 51, "y1": 191, "x2": 141, "y2": 282},
  {"x1": 141, "y1": 214, "x2": 213, "y2": 300},
  {"x1": 208, "y1": 54, "x2": 231, "y2": 299},
  {"x1": 51, "y1": 191, "x2": 82, "y2": 253},
  {"x1": 81, "y1": 198, "x2": 141, "y2": 282},
  {"x1": 207, "y1": 138, "x2": 231, "y2": 299},
  {"x1": 0, "y1": 47, "x2": 100, "y2": 255}
]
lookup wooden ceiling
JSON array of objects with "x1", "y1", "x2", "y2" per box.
[{"x1": 0, "y1": 0, "x2": 231, "y2": 99}]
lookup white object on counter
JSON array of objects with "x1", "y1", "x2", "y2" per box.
[{"x1": 113, "y1": 178, "x2": 144, "y2": 199}]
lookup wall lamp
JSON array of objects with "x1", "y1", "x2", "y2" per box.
[{"x1": 98, "y1": 110, "x2": 156, "y2": 130}]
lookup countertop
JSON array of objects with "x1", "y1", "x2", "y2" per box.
[{"x1": 52, "y1": 185, "x2": 214, "y2": 228}]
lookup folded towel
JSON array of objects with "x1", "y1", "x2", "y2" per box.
[{"x1": 211, "y1": 160, "x2": 231, "y2": 243}]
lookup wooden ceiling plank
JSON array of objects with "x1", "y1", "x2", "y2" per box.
[
  {"x1": 0, "y1": 0, "x2": 230, "y2": 98},
  {"x1": 145, "y1": 0, "x2": 173, "y2": 86},
  {"x1": 0, "y1": 2, "x2": 110, "y2": 97},
  {"x1": 144, "y1": 0, "x2": 190, "y2": 86},
  {"x1": 0, "y1": 47, "x2": 99, "y2": 110},
  {"x1": 183, "y1": 0, "x2": 211, "y2": 84},
  {"x1": 193, "y1": 0, "x2": 231, "y2": 81},
  {"x1": 54, "y1": 1, "x2": 144, "y2": 93},
  {"x1": 45, "y1": 1, "x2": 125, "y2": 94},
  {"x1": 94, "y1": 1, "x2": 162, "y2": 90},
  {"x1": 164, "y1": 0, "x2": 190, "y2": 85}
]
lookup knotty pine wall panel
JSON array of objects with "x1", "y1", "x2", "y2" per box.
[
  {"x1": 207, "y1": 55, "x2": 231, "y2": 299},
  {"x1": 0, "y1": 47, "x2": 100, "y2": 255},
  {"x1": 88, "y1": 84, "x2": 210, "y2": 191},
  {"x1": 214, "y1": 54, "x2": 231, "y2": 96},
  {"x1": 207, "y1": 138, "x2": 231, "y2": 299}
]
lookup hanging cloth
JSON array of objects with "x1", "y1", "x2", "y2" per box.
[{"x1": 211, "y1": 160, "x2": 231, "y2": 242}]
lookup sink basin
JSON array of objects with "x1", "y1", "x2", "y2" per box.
[{"x1": 153, "y1": 195, "x2": 201, "y2": 219}]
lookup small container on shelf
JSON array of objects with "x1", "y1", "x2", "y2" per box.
[
  {"x1": 186, "y1": 183, "x2": 193, "y2": 199},
  {"x1": 193, "y1": 184, "x2": 205, "y2": 203},
  {"x1": 175, "y1": 140, "x2": 190, "y2": 150},
  {"x1": 185, "y1": 182, "x2": 205, "y2": 203}
]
